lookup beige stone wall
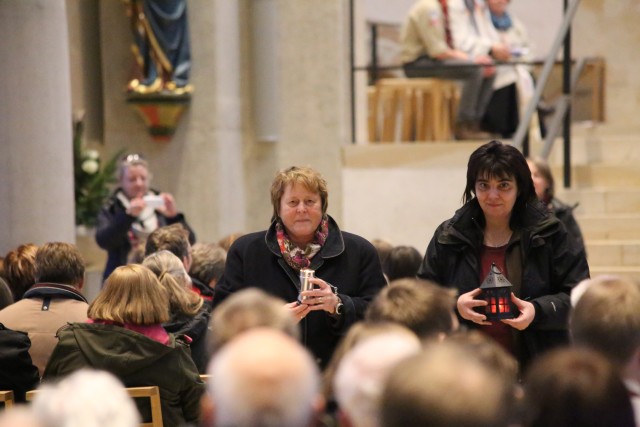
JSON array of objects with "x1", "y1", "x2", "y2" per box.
[
  {"x1": 572, "y1": 0, "x2": 640, "y2": 128},
  {"x1": 60, "y1": 0, "x2": 640, "y2": 257}
]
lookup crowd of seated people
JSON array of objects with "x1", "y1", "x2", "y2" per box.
[
  {"x1": 0, "y1": 230, "x2": 634, "y2": 427},
  {"x1": 0, "y1": 154, "x2": 613, "y2": 427}
]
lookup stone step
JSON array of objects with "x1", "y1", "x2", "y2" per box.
[
  {"x1": 555, "y1": 188, "x2": 640, "y2": 215},
  {"x1": 551, "y1": 164, "x2": 640, "y2": 189},
  {"x1": 586, "y1": 240, "x2": 640, "y2": 267},
  {"x1": 577, "y1": 214, "x2": 640, "y2": 240},
  {"x1": 588, "y1": 265, "x2": 640, "y2": 280},
  {"x1": 539, "y1": 124, "x2": 640, "y2": 166}
]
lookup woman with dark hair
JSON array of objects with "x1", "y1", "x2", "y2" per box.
[
  {"x1": 527, "y1": 156, "x2": 585, "y2": 251},
  {"x1": 418, "y1": 140, "x2": 589, "y2": 368}
]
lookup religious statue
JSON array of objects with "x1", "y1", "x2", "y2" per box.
[{"x1": 123, "y1": 0, "x2": 194, "y2": 95}]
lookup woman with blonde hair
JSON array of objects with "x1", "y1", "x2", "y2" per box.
[
  {"x1": 213, "y1": 166, "x2": 387, "y2": 369},
  {"x1": 43, "y1": 264, "x2": 204, "y2": 427},
  {"x1": 142, "y1": 250, "x2": 209, "y2": 373}
]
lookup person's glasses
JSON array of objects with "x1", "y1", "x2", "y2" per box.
[{"x1": 123, "y1": 153, "x2": 145, "y2": 163}]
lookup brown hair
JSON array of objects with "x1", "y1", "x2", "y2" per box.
[
  {"x1": 522, "y1": 348, "x2": 635, "y2": 427},
  {"x1": 208, "y1": 288, "x2": 300, "y2": 357},
  {"x1": 142, "y1": 250, "x2": 203, "y2": 317},
  {"x1": 527, "y1": 156, "x2": 555, "y2": 203},
  {"x1": 217, "y1": 232, "x2": 244, "y2": 252},
  {"x1": 270, "y1": 166, "x2": 329, "y2": 219},
  {"x1": 144, "y1": 223, "x2": 191, "y2": 260},
  {"x1": 3, "y1": 243, "x2": 38, "y2": 300},
  {"x1": 366, "y1": 278, "x2": 457, "y2": 339},
  {"x1": 88, "y1": 264, "x2": 170, "y2": 325},
  {"x1": 570, "y1": 276, "x2": 640, "y2": 366},
  {"x1": 35, "y1": 242, "x2": 85, "y2": 287}
]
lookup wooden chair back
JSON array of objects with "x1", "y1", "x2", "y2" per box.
[
  {"x1": 26, "y1": 386, "x2": 163, "y2": 427},
  {"x1": 0, "y1": 391, "x2": 14, "y2": 409}
]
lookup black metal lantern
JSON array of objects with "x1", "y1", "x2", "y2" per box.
[{"x1": 479, "y1": 263, "x2": 515, "y2": 321}]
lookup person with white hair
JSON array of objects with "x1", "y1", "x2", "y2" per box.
[
  {"x1": 202, "y1": 328, "x2": 325, "y2": 427},
  {"x1": 333, "y1": 331, "x2": 422, "y2": 427},
  {"x1": 31, "y1": 369, "x2": 140, "y2": 427}
]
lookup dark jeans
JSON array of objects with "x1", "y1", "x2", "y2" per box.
[{"x1": 403, "y1": 55, "x2": 495, "y2": 123}]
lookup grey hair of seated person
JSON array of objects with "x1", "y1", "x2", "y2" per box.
[
  {"x1": 206, "y1": 328, "x2": 323, "y2": 427},
  {"x1": 31, "y1": 369, "x2": 140, "y2": 427},
  {"x1": 207, "y1": 287, "x2": 300, "y2": 358},
  {"x1": 190, "y1": 242, "x2": 227, "y2": 287},
  {"x1": 334, "y1": 331, "x2": 421, "y2": 427}
]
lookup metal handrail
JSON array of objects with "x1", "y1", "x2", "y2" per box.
[{"x1": 512, "y1": 0, "x2": 582, "y2": 189}]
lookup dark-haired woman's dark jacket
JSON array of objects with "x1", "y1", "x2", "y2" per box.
[
  {"x1": 418, "y1": 199, "x2": 590, "y2": 367},
  {"x1": 212, "y1": 216, "x2": 387, "y2": 368}
]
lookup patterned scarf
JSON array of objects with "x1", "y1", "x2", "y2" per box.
[{"x1": 276, "y1": 216, "x2": 329, "y2": 271}]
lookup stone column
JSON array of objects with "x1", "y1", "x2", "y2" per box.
[
  {"x1": 244, "y1": 0, "x2": 350, "y2": 231},
  {"x1": 0, "y1": 1, "x2": 75, "y2": 254}
]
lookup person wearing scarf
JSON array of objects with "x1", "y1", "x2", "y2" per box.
[
  {"x1": 212, "y1": 166, "x2": 387, "y2": 369},
  {"x1": 96, "y1": 153, "x2": 195, "y2": 281}
]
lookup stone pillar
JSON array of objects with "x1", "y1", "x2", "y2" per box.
[
  {"x1": 244, "y1": 0, "x2": 350, "y2": 231},
  {"x1": 0, "y1": 1, "x2": 75, "y2": 254}
]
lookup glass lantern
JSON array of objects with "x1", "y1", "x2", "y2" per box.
[{"x1": 479, "y1": 263, "x2": 515, "y2": 321}]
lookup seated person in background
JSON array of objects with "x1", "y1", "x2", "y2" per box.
[
  {"x1": 96, "y1": 154, "x2": 195, "y2": 281},
  {"x1": 142, "y1": 250, "x2": 209, "y2": 373},
  {"x1": 145, "y1": 223, "x2": 194, "y2": 270},
  {"x1": 527, "y1": 156, "x2": 585, "y2": 250},
  {"x1": 446, "y1": 329, "x2": 519, "y2": 386},
  {"x1": 43, "y1": 264, "x2": 204, "y2": 427},
  {"x1": 189, "y1": 242, "x2": 227, "y2": 307},
  {"x1": 522, "y1": 348, "x2": 635, "y2": 427},
  {"x1": 365, "y1": 278, "x2": 458, "y2": 342},
  {"x1": 401, "y1": 0, "x2": 496, "y2": 140},
  {"x1": 2, "y1": 243, "x2": 38, "y2": 301},
  {"x1": 371, "y1": 238, "x2": 393, "y2": 281},
  {"x1": 483, "y1": 0, "x2": 536, "y2": 138},
  {"x1": 333, "y1": 332, "x2": 421, "y2": 427},
  {"x1": 206, "y1": 288, "x2": 300, "y2": 358},
  {"x1": 322, "y1": 322, "x2": 418, "y2": 424},
  {"x1": 0, "y1": 278, "x2": 13, "y2": 310},
  {"x1": 447, "y1": 0, "x2": 523, "y2": 138},
  {"x1": 202, "y1": 328, "x2": 325, "y2": 427},
  {"x1": 380, "y1": 340, "x2": 516, "y2": 427},
  {"x1": 570, "y1": 276, "x2": 640, "y2": 424},
  {"x1": 0, "y1": 242, "x2": 88, "y2": 375},
  {"x1": 0, "y1": 323, "x2": 40, "y2": 402},
  {"x1": 31, "y1": 369, "x2": 140, "y2": 427},
  {"x1": 217, "y1": 232, "x2": 244, "y2": 252},
  {"x1": 386, "y1": 245, "x2": 422, "y2": 281}
]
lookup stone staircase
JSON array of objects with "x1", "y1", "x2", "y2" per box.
[{"x1": 547, "y1": 126, "x2": 640, "y2": 279}]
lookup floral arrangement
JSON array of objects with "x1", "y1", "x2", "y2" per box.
[{"x1": 73, "y1": 115, "x2": 124, "y2": 227}]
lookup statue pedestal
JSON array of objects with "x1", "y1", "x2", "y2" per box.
[{"x1": 126, "y1": 92, "x2": 191, "y2": 141}]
